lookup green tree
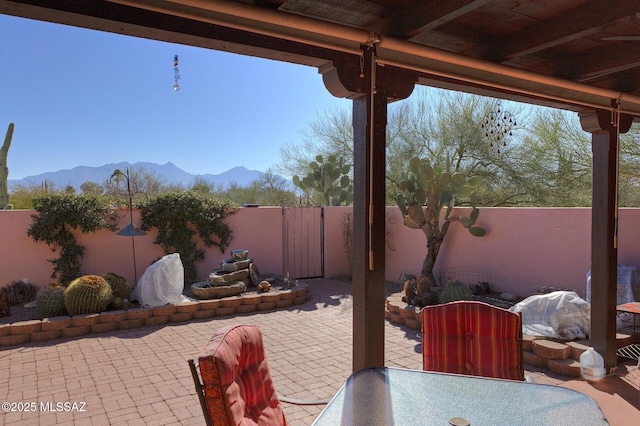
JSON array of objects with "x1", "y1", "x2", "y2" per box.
[
  {"x1": 8, "y1": 179, "x2": 59, "y2": 209},
  {"x1": 256, "y1": 169, "x2": 297, "y2": 206},
  {"x1": 278, "y1": 88, "x2": 527, "y2": 206},
  {"x1": 80, "y1": 181, "x2": 105, "y2": 196},
  {"x1": 220, "y1": 181, "x2": 260, "y2": 205},
  {"x1": 212, "y1": 171, "x2": 297, "y2": 207},
  {"x1": 618, "y1": 123, "x2": 640, "y2": 207},
  {"x1": 512, "y1": 108, "x2": 592, "y2": 206},
  {"x1": 189, "y1": 176, "x2": 217, "y2": 195},
  {"x1": 278, "y1": 86, "x2": 614, "y2": 208},
  {"x1": 386, "y1": 89, "x2": 528, "y2": 207},
  {"x1": 275, "y1": 106, "x2": 353, "y2": 180},
  {"x1": 104, "y1": 166, "x2": 164, "y2": 199}
]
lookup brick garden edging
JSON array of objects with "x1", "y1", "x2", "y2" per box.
[
  {"x1": 385, "y1": 291, "x2": 634, "y2": 378},
  {"x1": 0, "y1": 284, "x2": 310, "y2": 347}
]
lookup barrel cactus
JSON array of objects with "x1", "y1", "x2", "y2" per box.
[
  {"x1": 36, "y1": 284, "x2": 67, "y2": 319},
  {"x1": 64, "y1": 275, "x2": 113, "y2": 316},
  {"x1": 102, "y1": 272, "x2": 131, "y2": 301},
  {"x1": 439, "y1": 280, "x2": 473, "y2": 304}
]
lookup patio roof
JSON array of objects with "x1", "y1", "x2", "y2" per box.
[
  {"x1": 2, "y1": 0, "x2": 640, "y2": 115},
  {"x1": 1, "y1": 0, "x2": 638, "y2": 372}
]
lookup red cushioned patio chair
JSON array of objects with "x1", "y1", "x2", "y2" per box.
[
  {"x1": 421, "y1": 300, "x2": 524, "y2": 381},
  {"x1": 188, "y1": 324, "x2": 288, "y2": 426}
]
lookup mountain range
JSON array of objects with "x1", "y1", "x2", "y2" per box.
[{"x1": 7, "y1": 161, "x2": 268, "y2": 192}]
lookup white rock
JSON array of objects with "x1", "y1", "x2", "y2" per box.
[{"x1": 500, "y1": 292, "x2": 518, "y2": 302}]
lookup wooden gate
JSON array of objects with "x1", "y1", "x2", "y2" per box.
[{"x1": 283, "y1": 207, "x2": 323, "y2": 279}]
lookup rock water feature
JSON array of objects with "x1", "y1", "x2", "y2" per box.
[{"x1": 191, "y1": 249, "x2": 267, "y2": 299}]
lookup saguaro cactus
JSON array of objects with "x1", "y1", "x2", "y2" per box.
[
  {"x1": 1, "y1": 123, "x2": 14, "y2": 209},
  {"x1": 395, "y1": 157, "x2": 485, "y2": 305}
]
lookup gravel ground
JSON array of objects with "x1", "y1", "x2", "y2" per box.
[{"x1": 0, "y1": 303, "x2": 38, "y2": 324}]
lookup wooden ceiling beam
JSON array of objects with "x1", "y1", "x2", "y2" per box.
[
  {"x1": 389, "y1": 0, "x2": 490, "y2": 39},
  {"x1": 572, "y1": 43, "x2": 640, "y2": 83},
  {"x1": 493, "y1": 0, "x2": 639, "y2": 61}
]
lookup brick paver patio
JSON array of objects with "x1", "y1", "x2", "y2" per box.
[{"x1": 1, "y1": 278, "x2": 638, "y2": 425}]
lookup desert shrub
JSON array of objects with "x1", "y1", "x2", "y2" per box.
[{"x1": 5, "y1": 279, "x2": 38, "y2": 305}]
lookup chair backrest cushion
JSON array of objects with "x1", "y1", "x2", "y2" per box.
[
  {"x1": 198, "y1": 324, "x2": 287, "y2": 426},
  {"x1": 422, "y1": 301, "x2": 524, "y2": 381}
]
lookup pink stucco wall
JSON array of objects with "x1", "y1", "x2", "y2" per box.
[
  {"x1": 322, "y1": 207, "x2": 352, "y2": 278},
  {"x1": 0, "y1": 207, "x2": 284, "y2": 288},
  {"x1": 3, "y1": 206, "x2": 640, "y2": 299},
  {"x1": 384, "y1": 207, "x2": 640, "y2": 298}
]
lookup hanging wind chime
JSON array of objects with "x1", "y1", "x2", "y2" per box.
[
  {"x1": 173, "y1": 54, "x2": 181, "y2": 91},
  {"x1": 481, "y1": 102, "x2": 516, "y2": 153}
]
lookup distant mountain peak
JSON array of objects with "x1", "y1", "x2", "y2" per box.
[{"x1": 8, "y1": 162, "x2": 269, "y2": 192}]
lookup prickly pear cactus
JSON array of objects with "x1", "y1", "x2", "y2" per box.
[
  {"x1": 439, "y1": 280, "x2": 473, "y2": 304},
  {"x1": 64, "y1": 275, "x2": 113, "y2": 316},
  {"x1": 1, "y1": 123, "x2": 14, "y2": 209},
  {"x1": 36, "y1": 284, "x2": 67, "y2": 319},
  {"x1": 102, "y1": 272, "x2": 131, "y2": 301},
  {"x1": 395, "y1": 157, "x2": 486, "y2": 289},
  {"x1": 292, "y1": 155, "x2": 353, "y2": 206}
]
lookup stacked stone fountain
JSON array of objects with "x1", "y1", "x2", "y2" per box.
[{"x1": 190, "y1": 249, "x2": 257, "y2": 299}]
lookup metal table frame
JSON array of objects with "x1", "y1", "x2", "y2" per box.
[{"x1": 616, "y1": 302, "x2": 640, "y2": 360}]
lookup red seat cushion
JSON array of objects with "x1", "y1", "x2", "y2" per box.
[
  {"x1": 198, "y1": 324, "x2": 287, "y2": 426},
  {"x1": 422, "y1": 301, "x2": 524, "y2": 381}
]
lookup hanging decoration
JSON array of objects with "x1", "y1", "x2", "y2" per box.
[
  {"x1": 173, "y1": 54, "x2": 181, "y2": 91},
  {"x1": 481, "y1": 102, "x2": 516, "y2": 153}
]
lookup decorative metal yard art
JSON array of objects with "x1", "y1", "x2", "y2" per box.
[
  {"x1": 173, "y1": 54, "x2": 181, "y2": 91},
  {"x1": 481, "y1": 102, "x2": 516, "y2": 153},
  {"x1": 112, "y1": 168, "x2": 147, "y2": 285}
]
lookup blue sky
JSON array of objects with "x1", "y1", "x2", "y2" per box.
[{"x1": 0, "y1": 14, "x2": 350, "y2": 180}]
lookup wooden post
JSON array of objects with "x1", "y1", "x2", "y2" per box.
[
  {"x1": 352, "y1": 88, "x2": 388, "y2": 370},
  {"x1": 321, "y1": 47, "x2": 415, "y2": 371},
  {"x1": 580, "y1": 108, "x2": 633, "y2": 372}
]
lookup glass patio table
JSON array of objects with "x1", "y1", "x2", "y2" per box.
[{"x1": 312, "y1": 367, "x2": 608, "y2": 426}]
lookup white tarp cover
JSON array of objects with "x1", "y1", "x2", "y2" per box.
[
  {"x1": 586, "y1": 264, "x2": 640, "y2": 329},
  {"x1": 509, "y1": 291, "x2": 590, "y2": 340},
  {"x1": 586, "y1": 264, "x2": 640, "y2": 305},
  {"x1": 132, "y1": 253, "x2": 189, "y2": 307}
]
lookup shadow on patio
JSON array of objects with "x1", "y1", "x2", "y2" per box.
[{"x1": 0, "y1": 278, "x2": 638, "y2": 425}]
